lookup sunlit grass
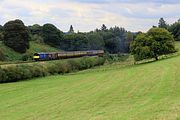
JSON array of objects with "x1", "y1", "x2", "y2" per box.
[{"x1": 0, "y1": 42, "x2": 180, "y2": 120}]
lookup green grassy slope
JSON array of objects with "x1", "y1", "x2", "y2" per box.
[
  {"x1": 0, "y1": 41, "x2": 59, "y2": 61},
  {"x1": 27, "y1": 41, "x2": 59, "y2": 54},
  {"x1": 0, "y1": 42, "x2": 180, "y2": 120},
  {"x1": 0, "y1": 41, "x2": 22, "y2": 61}
]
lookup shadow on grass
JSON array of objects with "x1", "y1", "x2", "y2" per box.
[{"x1": 134, "y1": 52, "x2": 180, "y2": 66}]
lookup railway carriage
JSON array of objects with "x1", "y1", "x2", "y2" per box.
[{"x1": 33, "y1": 50, "x2": 104, "y2": 61}]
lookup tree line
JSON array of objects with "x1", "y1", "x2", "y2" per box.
[
  {"x1": 0, "y1": 18, "x2": 179, "y2": 62},
  {"x1": 0, "y1": 20, "x2": 133, "y2": 54}
]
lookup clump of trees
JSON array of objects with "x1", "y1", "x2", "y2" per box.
[
  {"x1": 28, "y1": 24, "x2": 133, "y2": 53},
  {"x1": 42, "y1": 24, "x2": 64, "y2": 47},
  {"x1": 168, "y1": 21, "x2": 180, "y2": 41},
  {"x1": 1, "y1": 19, "x2": 133, "y2": 55},
  {"x1": 156, "y1": 18, "x2": 180, "y2": 41},
  {"x1": 60, "y1": 33, "x2": 89, "y2": 51},
  {"x1": 131, "y1": 28, "x2": 176, "y2": 61},
  {"x1": 3, "y1": 19, "x2": 29, "y2": 53}
]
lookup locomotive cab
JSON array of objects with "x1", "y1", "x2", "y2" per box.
[{"x1": 33, "y1": 53, "x2": 40, "y2": 61}]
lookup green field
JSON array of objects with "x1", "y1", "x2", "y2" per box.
[{"x1": 0, "y1": 43, "x2": 180, "y2": 120}]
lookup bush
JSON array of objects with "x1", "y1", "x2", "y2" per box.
[
  {"x1": 103, "y1": 54, "x2": 129, "y2": 63},
  {"x1": 0, "y1": 49, "x2": 6, "y2": 61},
  {"x1": 0, "y1": 57, "x2": 105, "y2": 83}
]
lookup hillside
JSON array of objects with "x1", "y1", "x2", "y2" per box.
[
  {"x1": 0, "y1": 41, "x2": 59, "y2": 61},
  {"x1": 0, "y1": 43, "x2": 180, "y2": 120}
]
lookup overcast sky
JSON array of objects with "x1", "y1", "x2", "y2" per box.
[{"x1": 0, "y1": 0, "x2": 179, "y2": 32}]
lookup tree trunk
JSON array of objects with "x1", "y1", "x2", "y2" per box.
[{"x1": 155, "y1": 56, "x2": 158, "y2": 61}]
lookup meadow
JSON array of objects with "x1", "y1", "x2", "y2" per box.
[{"x1": 0, "y1": 43, "x2": 180, "y2": 120}]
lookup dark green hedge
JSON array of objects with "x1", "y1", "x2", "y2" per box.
[{"x1": 0, "y1": 57, "x2": 105, "y2": 83}]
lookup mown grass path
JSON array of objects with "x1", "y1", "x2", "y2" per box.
[{"x1": 0, "y1": 43, "x2": 180, "y2": 120}]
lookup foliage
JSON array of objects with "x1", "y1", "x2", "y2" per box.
[
  {"x1": 168, "y1": 21, "x2": 180, "y2": 41},
  {"x1": 158, "y1": 18, "x2": 168, "y2": 29},
  {"x1": 28, "y1": 24, "x2": 43, "y2": 36},
  {"x1": 0, "y1": 25, "x2": 3, "y2": 41},
  {"x1": 60, "y1": 33, "x2": 89, "y2": 51},
  {"x1": 30, "y1": 34, "x2": 44, "y2": 43},
  {"x1": 86, "y1": 32, "x2": 105, "y2": 50},
  {"x1": 131, "y1": 28, "x2": 176, "y2": 61},
  {"x1": 0, "y1": 33, "x2": 3, "y2": 41},
  {"x1": 0, "y1": 49, "x2": 6, "y2": 61},
  {"x1": 103, "y1": 53, "x2": 129, "y2": 63},
  {"x1": 42, "y1": 23, "x2": 63, "y2": 47},
  {"x1": 68, "y1": 25, "x2": 74, "y2": 34},
  {"x1": 0, "y1": 57, "x2": 105, "y2": 83},
  {"x1": 101, "y1": 24, "x2": 108, "y2": 31},
  {"x1": 0, "y1": 25, "x2": 3, "y2": 31},
  {"x1": 3, "y1": 19, "x2": 29, "y2": 53}
]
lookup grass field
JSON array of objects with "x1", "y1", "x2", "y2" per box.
[{"x1": 0, "y1": 43, "x2": 180, "y2": 120}]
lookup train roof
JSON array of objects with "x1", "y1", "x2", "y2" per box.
[{"x1": 35, "y1": 50, "x2": 104, "y2": 54}]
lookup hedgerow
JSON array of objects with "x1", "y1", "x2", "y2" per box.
[{"x1": 0, "y1": 57, "x2": 105, "y2": 83}]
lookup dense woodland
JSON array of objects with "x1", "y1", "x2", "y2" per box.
[
  {"x1": 0, "y1": 18, "x2": 179, "y2": 56},
  {"x1": 0, "y1": 20, "x2": 132, "y2": 54}
]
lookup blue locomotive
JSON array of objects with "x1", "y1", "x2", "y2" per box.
[{"x1": 33, "y1": 50, "x2": 104, "y2": 61}]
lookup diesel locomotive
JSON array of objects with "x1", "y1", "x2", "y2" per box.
[{"x1": 33, "y1": 50, "x2": 104, "y2": 61}]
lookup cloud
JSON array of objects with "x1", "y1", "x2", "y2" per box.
[
  {"x1": 0, "y1": 0, "x2": 179, "y2": 32},
  {"x1": 69, "y1": 0, "x2": 180, "y2": 4}
]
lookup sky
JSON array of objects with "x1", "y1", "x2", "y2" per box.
[{"x1": 0, "y1": 0, "x2": 179, "y2": 32}]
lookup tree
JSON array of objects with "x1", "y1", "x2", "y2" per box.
[
  {"x1": 68, "y1": 25, "x2": 74, "y2": 34},
  {"x1": 0, "y1": 33, "x2": 3, "y2": 41},
  {"x1": 101, "y1": 24, "x2": 107, "y2": 31},
  {"x1": 60, "y1": 33, "x2": 89, "y2": 51},
  {"x1": 28, "y1": 24, "x2": 42, "y2": 35},
  {"x1": 0, "y1": 25, "x2": 3, "y2": 31},
  {"x1": 131, "y1": 28, "x2": 176, "y2": 61},
  {"x1": 3, "y1": 19, "x2": 29, "y2": 53},
  {"x1": 0, "y1": 25, "x2": 3, "y2": 41},
  {"x1": 125, "y1": 32, "x2": 134, "y2": 52},
  {"x1": 158, "y1": 18, "x2": 168, "y2": 29},
  {"x1": 87, "y1": 32, "x2": 105, "y2": 50},
  {"x1": 42, "y1": 24, "x2": 63, "y2": 47},
  {"x1": 168, "y1": 21, "x2": 180, "y2": 41}
]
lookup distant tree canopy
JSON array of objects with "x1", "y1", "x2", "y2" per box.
[
  {"x1": 1, "y1": 19, "x2": 133, "y2": 54},
  {"x1": 156, "y1": 18, "x2": 180, "y2": 41},
  {"x1": 3, "y1": 19, "x2": 29, "y2": 53},
  {"x1": 28, "y1": 24, "x2": 42, "y2": 36},
  {"x1": 131, "y1": 28, "x2": 176, "y2": 61},
  {"x1": 42, "y1": 24, "x2": 63, "y2": 47},
  {"x1": 59, "y1": 24, "x2": 132, "y2": 53},
  {"x1": 168, "y1": 21, "x2": 180, "y2": 41},
  {"x1": 0, "y1": 25, "x2": 3, "y2": 41},
  {"x1": 60, "y1": 33, "x2": 89, "y2": 51},
  {"x1": 87, "y1": 32, "x2": 105, "y2": 50},
  {"x1": 68, "y1": 25, "x2": 74, "y2": 34},
  {"x1": 0, "y1": 25, "x2": 3, "y2": 31},
  {"x1": 101, "y1": 24, "x2": 108, "y2": 31},
  {"x1": 158, "y1": 18, "x2": 168, "y2": 29}
]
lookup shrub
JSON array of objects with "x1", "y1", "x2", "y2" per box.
[
  {"x1": 0, "y1": 57, "x2": 105, "y2": 83},
  {"x1": 0, "y1": 67, "x2": 7, "y2": 83}
]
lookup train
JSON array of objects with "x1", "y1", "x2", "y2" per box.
[{"x1": 33, "y1": 50, "x2": 104, "y2": 61}]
